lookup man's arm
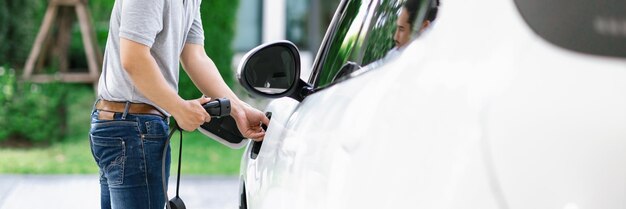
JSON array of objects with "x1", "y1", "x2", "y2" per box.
[
  {"x1": 120, "y1": 38, "x2": 210, "y2": 131},
  {"x1": 180, "y1": 43, "x2": 269, "y2": 141}
]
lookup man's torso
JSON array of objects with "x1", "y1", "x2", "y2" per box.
[{"x1": 97, "y1": 0, "x2": 204, "y2": 115}]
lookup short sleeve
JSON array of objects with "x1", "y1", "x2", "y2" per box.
[
  {"x1": 186, "y1": 5, "x2": 205, "y2": 45},
  {"x1": 119, "y1": 0, "x2": 164, "y2": 48}
]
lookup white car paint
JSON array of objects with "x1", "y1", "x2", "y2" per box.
[{"x1": 240, "y1": 0, "x2": 626, "y2": 208}]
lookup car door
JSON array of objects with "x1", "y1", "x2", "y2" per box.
[
  {"x1": 258, "y1": 0, "x2": 405, "y2": 147},
  {"x1": 199, "y1": 0, "x2": 403, "y2": 149},
  {"x1": 241, "y1": 0, "x2": 626, "y2": 207},
  {"x1": 239, "y1": 0, "x2": 414, "y2": 207}
]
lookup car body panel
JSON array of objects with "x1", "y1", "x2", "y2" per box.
[
  {"x1": 240, "y1": 97, "x2": 300, "y2": 198},
  {"x1": 239, "y1": 0, "x2": 409, "y2": 199},
  {"x1": 242, "y1": 0, "x2": 626, "y2": 208}
]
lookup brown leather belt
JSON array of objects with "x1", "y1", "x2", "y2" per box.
[{"x1": 95, "y1": 100, "x2": 164, "y2": 118}]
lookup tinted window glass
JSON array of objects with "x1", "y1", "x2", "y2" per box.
[
  {"x1": 314, "y1": 0, "x2": 372, "y2": 87},
  {"x1": 312, "y1": 0, "x2": 425, "y2": 87},
  {"x1": 357, "y1": 0, "x2": 404, "y2": 66}
]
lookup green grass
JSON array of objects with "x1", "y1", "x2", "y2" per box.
[
  {"x1": 168, "y1": 131, "x2": 245, "y2": 175},
  {"x1": 0, "y1": 85, "x2": 245, "y2": 175},
  {"x1": 0, "y1": 131, "x2": 246, "y2": 175}
]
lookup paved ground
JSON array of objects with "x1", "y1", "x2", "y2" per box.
[{"x1": 0, "y1": 175, "x2": 239, "y2": 209}]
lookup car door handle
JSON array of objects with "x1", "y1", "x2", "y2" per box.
[{"x1": 251, "y1": 112, "x2": 272, "y2": 159}]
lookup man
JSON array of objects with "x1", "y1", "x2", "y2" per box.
[
  {"x1": 360, "y1": 0, "x2": 439, "y2": 72},
  {"x1": 394, "y1": 0, "x2": 439, "y2": 49},
  {"x1": 89, "y1": 0, "x2": 269, "y2": 208}
]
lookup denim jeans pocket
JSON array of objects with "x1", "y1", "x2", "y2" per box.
[
  {"x1": 143, "y1": 118, "x2": 169, "y2": 140},
  {"x1": 90, "y1": 135, "x2": 126, "y2": 186}
]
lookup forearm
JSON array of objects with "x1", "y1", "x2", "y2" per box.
[
  {"x1": 121, "y1": 39, "x2": 184, "y2": 114},
  {"x1": 181, "y1": 44, "x2": 268, "y2": 139},
  {"x1": 183, "y1": 55, "x2": 240, "y2": 102},
  {"x1": 180, "y1": 44, "x2": 245, "y2": 113}
]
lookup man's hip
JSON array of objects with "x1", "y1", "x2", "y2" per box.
[{"x1": 94, "y1": 99, "x2": 166, "y2": 120}]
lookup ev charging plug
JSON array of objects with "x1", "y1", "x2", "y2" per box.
[
  {"x1": 202, "y1": 98, "x2": 231, "y2": 118},
  {"x1": 164, "y1": 98, "x2": 232, "y2": 209}
]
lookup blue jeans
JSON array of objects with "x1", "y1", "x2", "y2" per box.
[{"x1": 89, "y1": 108, "x2": 171, "y2": 209}]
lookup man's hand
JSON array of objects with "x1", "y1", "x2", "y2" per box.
[
  {"x1": 179, "y1": 43, "x2": 269, "y2": 139},
  {"x1": 231, "y1": 101, "x2": 270, "y2": 141},
  {"x1": 171, "y1": 97, "x2": 212, "y2": 131}
]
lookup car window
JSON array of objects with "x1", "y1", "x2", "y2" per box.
[
  {"x1": 310, "y1": 0, "x2": 413, "y2": 88},
  {"x1": 352, "y1": 0, "x2": 404, "y2": 66},
  {"x1": 312, "y1": 0, "x2": 374, "y2": 88}
]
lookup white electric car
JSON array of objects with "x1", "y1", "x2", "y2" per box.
[{"x1": 204, "y1": 0, "x2": 626, "y2": 208}]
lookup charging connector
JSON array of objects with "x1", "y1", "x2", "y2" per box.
[
  {"x1": 164, "y1": 98, "x2": 232, "y2": 209},
  {"x1": 202, "y1": 98, "x2": 230, "y2": 118}
]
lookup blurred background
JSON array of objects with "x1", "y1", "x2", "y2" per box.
[
  {"x1": 0, "y1": 0, "x2": 339, "y2": 208},
  {"x1": 0, "y1": 0, "x2": 340, "y2": 174}
]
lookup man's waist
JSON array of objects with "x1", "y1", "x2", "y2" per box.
[{"x1": 95, "y1": 99, "x2": 165, "y2": 118}]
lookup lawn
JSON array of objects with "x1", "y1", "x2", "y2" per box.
[
  {"x1": 0, "y1": 132, "x2": 246, "y2": 175},
  {"x1": 0, "y1": 86, "x2": 246, "y2": 175}
]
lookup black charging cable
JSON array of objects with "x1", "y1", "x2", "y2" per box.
[
  {"x1": 162, "y1": 98, "x2": 232, "y2": 209},
  {"x1": 163, "y1": 122, "x2": 185, "y2": 209}
]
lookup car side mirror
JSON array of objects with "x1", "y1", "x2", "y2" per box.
[{"x1": 237, "y1": 41, "x2": 313, "y2": 102}]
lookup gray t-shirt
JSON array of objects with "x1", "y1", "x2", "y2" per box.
[{"x1": 97, "y1": 0, "x2": 205, "y2": 115}]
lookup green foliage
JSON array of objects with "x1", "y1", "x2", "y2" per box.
[
  {"x1": 89, "y1": 0, "x2": 116, "y2": 24},
  {"x1": 0, "y1": 0, "x2": 46, "y2": 67},
  {"x1": 0, "y1": 85, "x2": 243, "y2": 174},
  {"x1": 361, "y1": 0, "x2": 402, "y2": 65},
  {"x1": 317, "y1": 0, "x2": 363, "y2": 87},
  {"x1": 0, "y1": 66, "x2": 15, "y2": 140},
  {"x1": 87, "y1": 0, "x2": 116, "y2": 51},
  {"x1": 70, "y1": 0, "x2": 115, "y2": 68},
  {"x1": 0, "y1": 0, "x2": 237, "y2": 99},
  {"x1": 178, "y1": 0, "x2": 240, "y2": 99},
  {"x1": 0, "y1": 0, "x2": 111, "y2": 69},
  {"x1": 0, "y1": 66, "x2": 67, "y2": 143},
  {"x1": 10, "y1": 83, "x2": 67, "y2": 142},
  {"x1": 0, "y1": 0, "x2": 241, "y2": 143}
]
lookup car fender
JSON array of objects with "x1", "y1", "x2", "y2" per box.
[{"x1": 241, "y1": 97, "x2": 300, "y2": 205}]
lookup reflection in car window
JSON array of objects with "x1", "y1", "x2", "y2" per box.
[
  {"x1": 358, "y1": 0, "x2": 403, "y2": 66},
  {"x1": 312, "y1": 0, "x2": 414, "y2": 88},
  {"x1": 314, "y1": 0, "x2": 372, "y2": 88},
  {"x1": 311, "y1": 0, "x2": 437, "y2": 88},
  {"x1": 361, "y1": 0, "x2": 440, "y2": 70}
]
